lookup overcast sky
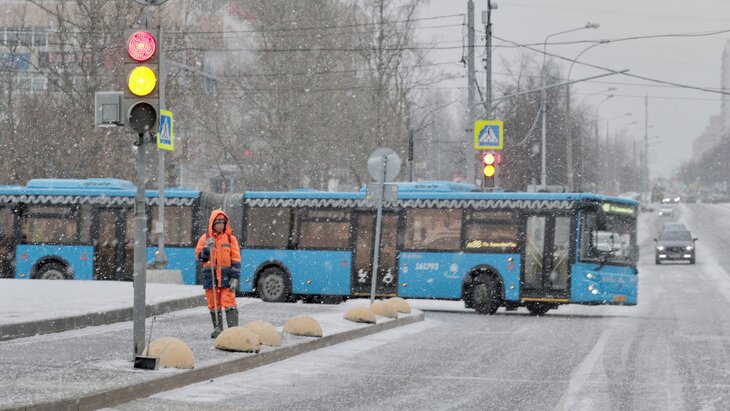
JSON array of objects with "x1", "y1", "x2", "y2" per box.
[{"x1": 417, "y1": 0, "x2": 730, "y2": 181}]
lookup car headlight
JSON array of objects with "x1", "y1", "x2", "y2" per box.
[
  {"x1": 685, "y1": 245, "x2": 693, "y2": 251},
  {"x1": 656, "y1": 246, "x2": 665, "y2": 251}
]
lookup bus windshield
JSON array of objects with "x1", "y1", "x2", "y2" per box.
[{"x1": 580, "y1": 207, "x2": 637, "y2": 265}]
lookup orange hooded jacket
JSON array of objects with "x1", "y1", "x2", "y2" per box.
[{"x1": 195, "y1": 209, "x2": 241, "y2": 289}]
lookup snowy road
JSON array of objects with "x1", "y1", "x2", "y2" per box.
[{"x1": 115, "y1": 204, "x2": 730, "y2": 410}]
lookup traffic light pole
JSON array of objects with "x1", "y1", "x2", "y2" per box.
[{"x1": 132, "y1": 132, "x2": 148, "y2": 357}]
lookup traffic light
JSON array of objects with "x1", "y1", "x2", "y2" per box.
[
  {"x1": 124, "y1": 29, "x2": 159, "y2": 134},
  {"x1": 482, "y1": 152, "x2": 498, "y2": 189}
]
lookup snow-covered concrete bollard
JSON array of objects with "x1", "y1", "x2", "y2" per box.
[
  {"x1": 143, "y1": 337, "x2": 194, "y2": 369},
  {"x1": 245, "y1": 320, "x2": 282, "y2": 347},
  {"x1": 387, "y1": 297, "x2": 411, "y2": 314},
  {"x1": 215, "y1": 326, "x2": 261, "y2": 353},
  {"x1": 343, "y1": 305, "x2": 377, "y2": 324},
  {"x1": 371, "y1": 300, "x2": 398, "y2": 319},
  {"x1": 283, "y1": 315, "x2": 323, "y2": 337}
]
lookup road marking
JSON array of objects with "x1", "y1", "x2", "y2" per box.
[{"x1": 554, "y1": 328, "x2": 610, "y2": 410}]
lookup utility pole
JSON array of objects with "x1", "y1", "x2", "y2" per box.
[
  {"x1": 483, "y1": 1, "x2": 496, "y2": 119},
  {"x1": 466, "y1": 0, "x2": 475, "y2": 184},
  {"x1": 644, "y1": 93, "x2": 650, "y2": 200},
  {"x1": 483, "y1": 1, "x2": 497, "y2": 188}
]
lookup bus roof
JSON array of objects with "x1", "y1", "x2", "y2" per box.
[
  {"x1": 244, "y1": 182, "x2": 639, "y2": 206},
  {"x1": 0, "y1": 178, "x2": 199, "y2": 198}
]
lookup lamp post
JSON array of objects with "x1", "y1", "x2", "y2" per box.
[
  {"x1": 540, "y1": 22, "x2": 599, "y2": 188},
  {"x1": 565, "y1": 40, "x2": 610, "y2": 191},
  {"x1": 606, "y1": 113, "x2": 632, "y2": 143},
  {"x1": 590, "y1": 94, "x2": 613, "y2": 190},
  {"x1": 603, "y1": 113, "x2": 632, "y2": 192},
  {"x1": 613, "y1": 120, "x2": 638, "y2": 192}
]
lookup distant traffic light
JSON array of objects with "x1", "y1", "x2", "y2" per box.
[
  {"x1": 482, "y1": 152, "x2": 497, "y2": 189},
  {"x1": 124, "y1": 29, "x2": 159, "y2": 134}
]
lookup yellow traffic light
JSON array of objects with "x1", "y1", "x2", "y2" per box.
[
  {"x1": 127, "y1": 66, "x2": 157, "y2": 96},
  {"x1": 482, "y1": 153, "x2": 496, "y2": 177}
]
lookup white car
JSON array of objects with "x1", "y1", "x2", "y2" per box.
[{"x1": 658, "y1": 205, "x2": 675, "y2": 217}]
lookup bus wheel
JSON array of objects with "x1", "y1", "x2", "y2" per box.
[
  {"x1": 257, "y1": 267, "x2": 290, "y2": 303},
  {"x1": 37, "y1": 263, "x2": 68, "y2": 280},
  {"x1": 526, "y1": 302, "x2": 551, "y2": 316},
  {"x1": 472, "y1": 276, "x2": 500, "y2": 315}
]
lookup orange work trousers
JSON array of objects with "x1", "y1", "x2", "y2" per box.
[{"x1": 205, "y1": 287, "x2": 237, "y2": 310}]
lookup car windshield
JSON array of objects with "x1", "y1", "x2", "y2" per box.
[{"x1": 660, "y1": 231, "x2": 692, "y2": 241}]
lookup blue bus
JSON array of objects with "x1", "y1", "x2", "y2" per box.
[
  {"x1": 236, "y1": 182, "x2": 639, "y2": 315},
  {"x1": 0, "y1": 178, "x2": 237, "y2": 285}
]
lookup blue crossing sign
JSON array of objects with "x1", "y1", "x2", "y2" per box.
[
  {"x1": 474, "y1": 120, "x2": 503, "y2": 150},
  {"x1": 157, "y1": 109, "x2": 173, "y2": 151}
]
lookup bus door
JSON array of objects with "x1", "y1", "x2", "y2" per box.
[
  {"x1": 92, "y1": 208, "x2": 132, "y2": 281},
  {"x1": 522, "y1": 214, "x2": 572, "y2": 299},
  {"x1": 351, "y1": 213, "x2": 399, "y2": 296}
]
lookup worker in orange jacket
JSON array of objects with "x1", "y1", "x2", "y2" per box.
[{"x1": 195, "y1": 209, "x2": 241, "y2": 338}]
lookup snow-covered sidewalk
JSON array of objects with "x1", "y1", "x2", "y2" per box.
[
  {"x1": 0, "y1": 279, "x2": 424, "y2": 409},
  {"x1": 0, "y1": 279, "x2": 204, "y2": 326}
]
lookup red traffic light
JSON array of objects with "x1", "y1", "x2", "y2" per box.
[{"x1": 127, "y1": 31, "x2": 157, "y2": 62}]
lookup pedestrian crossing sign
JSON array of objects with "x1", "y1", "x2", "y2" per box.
[
  {"x1": 157, "y1": 109, "x2": 174, "y2": 151},
  {"x1": 474, "y1": 120, "x2": 503, "y2": 150}
]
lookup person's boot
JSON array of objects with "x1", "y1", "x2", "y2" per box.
[
  {"x1": 210, "y1": 310, "x2": 223, "y2": 338},
  {"x1": 225, "y1": 307, "x2": 239, "y2": 328}
]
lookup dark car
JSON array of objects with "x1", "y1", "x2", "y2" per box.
[{"x1": 654, "y1": 230, "x2": 697, "y2": 264}]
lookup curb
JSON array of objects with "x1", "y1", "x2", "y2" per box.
[
  {"x1": 0, "y1": 295, "x2": 206, "y2": 342},
  {"x1": 10, "y1": 311, "x2": 425, "y2": 411}
]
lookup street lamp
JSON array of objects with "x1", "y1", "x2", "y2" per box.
[
  {"x1": 565, "y1": 39, "x2": 610, "y2": 191},
  {"x1": 601, "y1": 113, "x2": 631, "y2": 192},
  {"x1": 540, "y1": 22, "x2": 599, "y2": 187},
  {"x1": 606, "y1": 113, "x2": 632, "y2": 142},
  {"x1": 587, "y1": 86, "x2": 616, "y2": 97}
]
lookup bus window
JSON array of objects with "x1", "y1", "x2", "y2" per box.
[
  {"x1": 245, "y1": 207, "x2": 291, "y2": 248},
  {"x1": 95, "y1": 210, "x2": 117, "y2": 280},
  {"x1": 464, "y1": 211, "x2": 519, "y2": 252},
  {"x1": 524, "y1": 216, "x2": 546, "y2": 289},
  {"x1": 20, "y1": 206, "x2": 79, "y2": 244},
  {"x1": 0, "y1": 207, "x2": 14, "y2": 278},
  {"x1": 550, "y1": 216, "x2": 571, "y2": 290},
  {"x1": 404, "y1": 208, "x2": 462, "y2": 251},
  {"x1": 298, "y1": 209, "x2": 351, "y2": 249},
  {"x1": 149, "y1": 205, "x2": 193, "y2": 246},
  {"x1": 580, "y1": 210, "x2": 637, "y2": 264}
]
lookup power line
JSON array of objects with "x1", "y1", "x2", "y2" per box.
[{"x1": 492, "y1": 34, "x2": 730, "y2": 96}]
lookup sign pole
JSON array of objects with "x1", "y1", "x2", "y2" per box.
[
  {"x1": 369, "y1": 155, "x2": 387, "y2": 304},
  {"x1": 153, "y1": 45, "x2": 168, "y2": 268}
]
